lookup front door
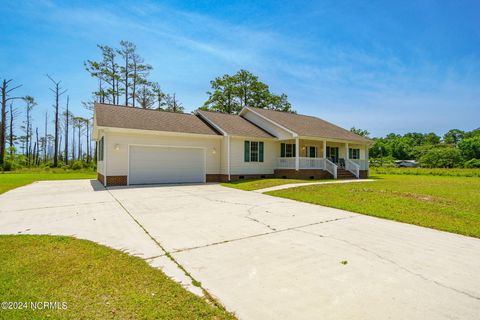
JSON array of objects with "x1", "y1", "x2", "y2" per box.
[{"x1": 326, "y1": 146, "x2": 339, "y2": 163}]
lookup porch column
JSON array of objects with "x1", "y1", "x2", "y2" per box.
[
  {"x1": 295, "y1": 137, "x2": 300, "y2": 171},
  {"x1": 323, "y1": 140, "x2": 327, "y2": 158},
  {"x1": 345, "y1": 143, "x2": 349, "y2": 160},
  {"x1": 365, "y1": 144, "x2": 369, "y2": 170}
]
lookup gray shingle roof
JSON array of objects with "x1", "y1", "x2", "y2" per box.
[
  {"x1": 246, "y1": 107, "x2": 371, "y2": 143},
  {"x1": 95, "y1": 103, "x2": 220, "y2": 136},
  {"x1": 197, "y1": 110, "x2": 274, "y2": 138}
]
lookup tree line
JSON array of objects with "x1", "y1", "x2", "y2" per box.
[
  {"x1": 0, "y1": 77, "x2": 94, "y2": 170},
  {"x1": 351, "y1": 127, "x2": 480, "y2": 168}
]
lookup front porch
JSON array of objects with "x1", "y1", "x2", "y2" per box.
[{"x1": 274, "y1": 138, "x2": 369, "y2": 179}]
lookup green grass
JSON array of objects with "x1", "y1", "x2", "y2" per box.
[
  {"x1": 267, "y1": 174, "x2": 480, "y2": 238},
  {"x1": 221, "y1": 178, "x2": 330, "y2": 191},
  {"x1": 0, "y1": 235, "x2": 235, "y2": 319},
  {"x1": 0, "y1": 169, "x2": 96, "y2": 195},
  {"x1": 371, "y1": 167, "x2": 480, "y2": 177}
]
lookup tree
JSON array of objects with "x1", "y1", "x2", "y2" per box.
[
  {"x1": 117, "y1": 40, "x2": 137, "y2": 106},
  {"x1": 8, "y1": 103, "x2": 20, "y2": 158},
  {"x1": 130, "y1": 51, "x2": 152, "y2": 107},
  {"x1": 202, "y1": 69, "x2": 293, "y2": 114},
  {"x1": 151, "y1": 82, "x2": 167, "y2": 110},
  {"x1": 22, "y1": 96, "x2": 37, "y2": 164},
  {"x1": 164, "y1": 93, "x2": 184, "y2": 113},
  {"x1": 135, "y1": 84, "x2": 155, "y2": 109},
  {"x1": 47, "y1": 75, "x2": 67, "y2": 167},
  {"x1": 458, "y1": 137, "x2": 480, "y2": 160},
  {"x1": 0, "y1": 79, "x2": 22, "y2": 166},
  {"x1": 350, "y1": 127, "x2": 370, "y2": 137},
  {"x1": 419, "y1": 147, "x2": 462, "y2": 168},
  {"x1": 64, "y1": 96, "x2": 72, "y2": 165},
  {"x1": 443, "y1": 129, "x2": 465, "y2": 145}
]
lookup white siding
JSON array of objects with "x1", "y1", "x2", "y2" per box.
[
  {"x1": 96, "y1": 132, "x2": 105, "y2": 175},
  {"x1": 229, "y1": 137, "x2": 277, "y2": 175},
  {"x1": 105, "y1": 131, "x2": 221, "y2": 176}
]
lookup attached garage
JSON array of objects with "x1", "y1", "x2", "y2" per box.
[{"x1": 128, "y1": 145, "x2": 206, "y2": 185}]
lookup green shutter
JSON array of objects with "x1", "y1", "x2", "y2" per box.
[
  {"x1": 280, "y1": 143, "x2": 285, "y2": 157},
  {"x1": 244, "y1": 141, "x2": 250, "y2": 162},
  {"x1": 259, "y1": 142, "x2": 264, "y2": 162},
  {"x1": 293, "y1": 144, "x2": 296, "y2": 157},
  {"x1": 349, "y1": 148, "x2": 352, "y2": 159}
]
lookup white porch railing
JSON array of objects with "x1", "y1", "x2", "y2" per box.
[
  {"x1": 276, "y1": 157, "x2": 326, "y2": 169},
  {"x1": 346, "y1": 159, "x2": 360, "y2": 178},
  {"x1": 276, "y1": 157, "x2": 296, "y2": 169},
  {"x1": 325, "y1": 159, "x2": 337, "y2": 179},
  {"x1": 351, "y1": 159, "x2": 368, "y2": 170},
  {"x1": 300, "y1": 157, "x2": 325, "y2": 169}
]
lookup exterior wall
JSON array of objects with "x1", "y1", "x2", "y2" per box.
[
  {"x1": 220, "y1": 136, "x2": 229, "y2": 175},
  {"x1": 105, "y1": 131, "x2": 222, "y2": 178},
  {"x1": 229, "y1": 137, "x2": 277, "y2": 175},
  {"x1": 96, "y1": 131, "x2": 105, "y2": 175},
  {"x1": 242, "y1": 110, "x2": 294, "y2": 140}
]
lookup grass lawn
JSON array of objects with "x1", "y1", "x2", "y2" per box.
[
  {"x1": 221, "y1": 178, "x2": 330, "y2": 191},
  {"x1": 0, "y1": 169, "x2": 96, "y2": 195},
  {"x1": 267, "y1": 174, "x2": 480, "y2": 238},
  {"x1": 0, "y1": 235, "x2": 235, "y2": 319}
]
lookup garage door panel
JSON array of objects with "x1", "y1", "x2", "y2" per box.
[{"x1": 129, "y1": 146, "x2": 205, "y2": 185}]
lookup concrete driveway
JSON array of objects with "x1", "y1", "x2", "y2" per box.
[{"x1": 1, "y1": 180, "x2": 479, "y2": 319}]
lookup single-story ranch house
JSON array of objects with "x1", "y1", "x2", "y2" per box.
[{"x1": 93, "y1": 103, "x2": 372, "y2": 186}]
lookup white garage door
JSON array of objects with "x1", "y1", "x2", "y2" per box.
[{"x1": 129, "y1": 146, "x2": 205, "y2": 185}]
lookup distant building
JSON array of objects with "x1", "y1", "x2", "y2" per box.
[{"x1": 395, "y1": 160, "x2": 419, "y2": 168}]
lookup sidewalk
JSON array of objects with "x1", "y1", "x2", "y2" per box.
[{"x1": 254, "y1": 179, "x2": 375, "y2": 193}]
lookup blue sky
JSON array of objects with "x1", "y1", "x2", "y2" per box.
[{"x1": 1, "y1": 0, "x2": 479, "y2": 137}]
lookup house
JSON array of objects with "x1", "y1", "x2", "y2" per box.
[
  {"x1": 395, "y1": 160, "x2": 419, "y2": 168},
  {"x1": 92, "y1": 103, "x2": 372, "y2": 186}
]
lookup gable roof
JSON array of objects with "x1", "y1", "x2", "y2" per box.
[
  {"x1": 196, "y1": 110, "x2": 274, "y2": 138},
  {"x1": 94, "y1": 103, "x2": 220, "y2": 136},
  {"x1": 244, "y1": 107, "x2": 371, "y2": 143}
]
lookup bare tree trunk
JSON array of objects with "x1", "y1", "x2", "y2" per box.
[
  {"x1": 86, "y1": 120, "x2": 90, "y2": 162},
  {"x1": 47, "y1": 75, "x2": 67, "y2": 167},
  {"x1": 35, "y1": 127, "x2": 39, "y2": 165},
  {"x1": 44, "y1": 111, "x2": 48, "y2": 162},
  {"x1": 9, "y1": 103, "x2": 14, "y2": 158},
  {"x1": 78, "y1": 123, "x2": 81, "y2": 161},
  {"x1": 65, "y1": 96, "x2": 69, "y2": 165},
  {"x1": 72, "y1": 123, "x2": 75, "y2": 161}
]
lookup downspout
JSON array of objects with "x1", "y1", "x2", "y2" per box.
[
  {"x1": 104, "y1": 132, "x2": 108, "y2": 187},
  {"x1": 227, "y1": 135, "x2": 231, "y2": 181}
]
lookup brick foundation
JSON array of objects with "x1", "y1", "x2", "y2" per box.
[
  {"x1": 359, "y1": 170, "x2": 369, "y2": 179},
  {"x1": 274, "y1": 169, "x2": 333, "y2": 180},
  {"x1": 206, "y1": 174, "x2": 275, "y2": 182},
  {"x1": 97, "y1": 172, "x2": 105, "y2": 185},
  {"x1": 106, "y1": 175, "x2": 128, "y2": 186}
]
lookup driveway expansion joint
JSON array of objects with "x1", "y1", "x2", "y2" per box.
[{"x1": 295, "y1": 228, "x2": 480, "y2": 301}]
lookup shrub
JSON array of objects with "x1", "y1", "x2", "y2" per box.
[
  {"x1": 70, "y1": 161, "x2": 84, "y2": 170},
  {"x1": 464, "y1": 158, "x2": 480, "y2": 168},
  {"x1": 1, "y1": 160, "x2": 15, "y2": 171}
]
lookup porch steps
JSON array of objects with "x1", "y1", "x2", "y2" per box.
[{"x1": 337, "y1": 168, "x2": 356, "y2": 179}]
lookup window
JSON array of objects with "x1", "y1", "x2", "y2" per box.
[
  {"x1": 349, "y1": 148, "x2": 360, "y2": 159},
  {"x1": 280, "y1": 143, "x2": 296, "y2": 157},
  {"x1": 98, "y1": 137, "x2": 104, "y2": 161},
  {"x1": 244, "y1": 141, "x2": 264, "y2": 162},
  {"x1": 305, "y1": 146, "x2": 317, "y2": 158}
]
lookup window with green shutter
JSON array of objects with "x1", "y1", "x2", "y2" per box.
[
  {"x1": 245, "y1": 141, "x2": 264, "y2": 162},
  {"x1": 259, "y1": 142, "x2": 264, "y2": 162},
  {"x1": 244, "y1": 141, "x2": 250, "y2": 162}
]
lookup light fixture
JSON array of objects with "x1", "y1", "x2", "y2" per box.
[
  {"x1": 212, "y1": 147, "x2": 217, "y2": 154},
  {"x1": 114, "y1": 144, "x2": 120, "y2": 150}
]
